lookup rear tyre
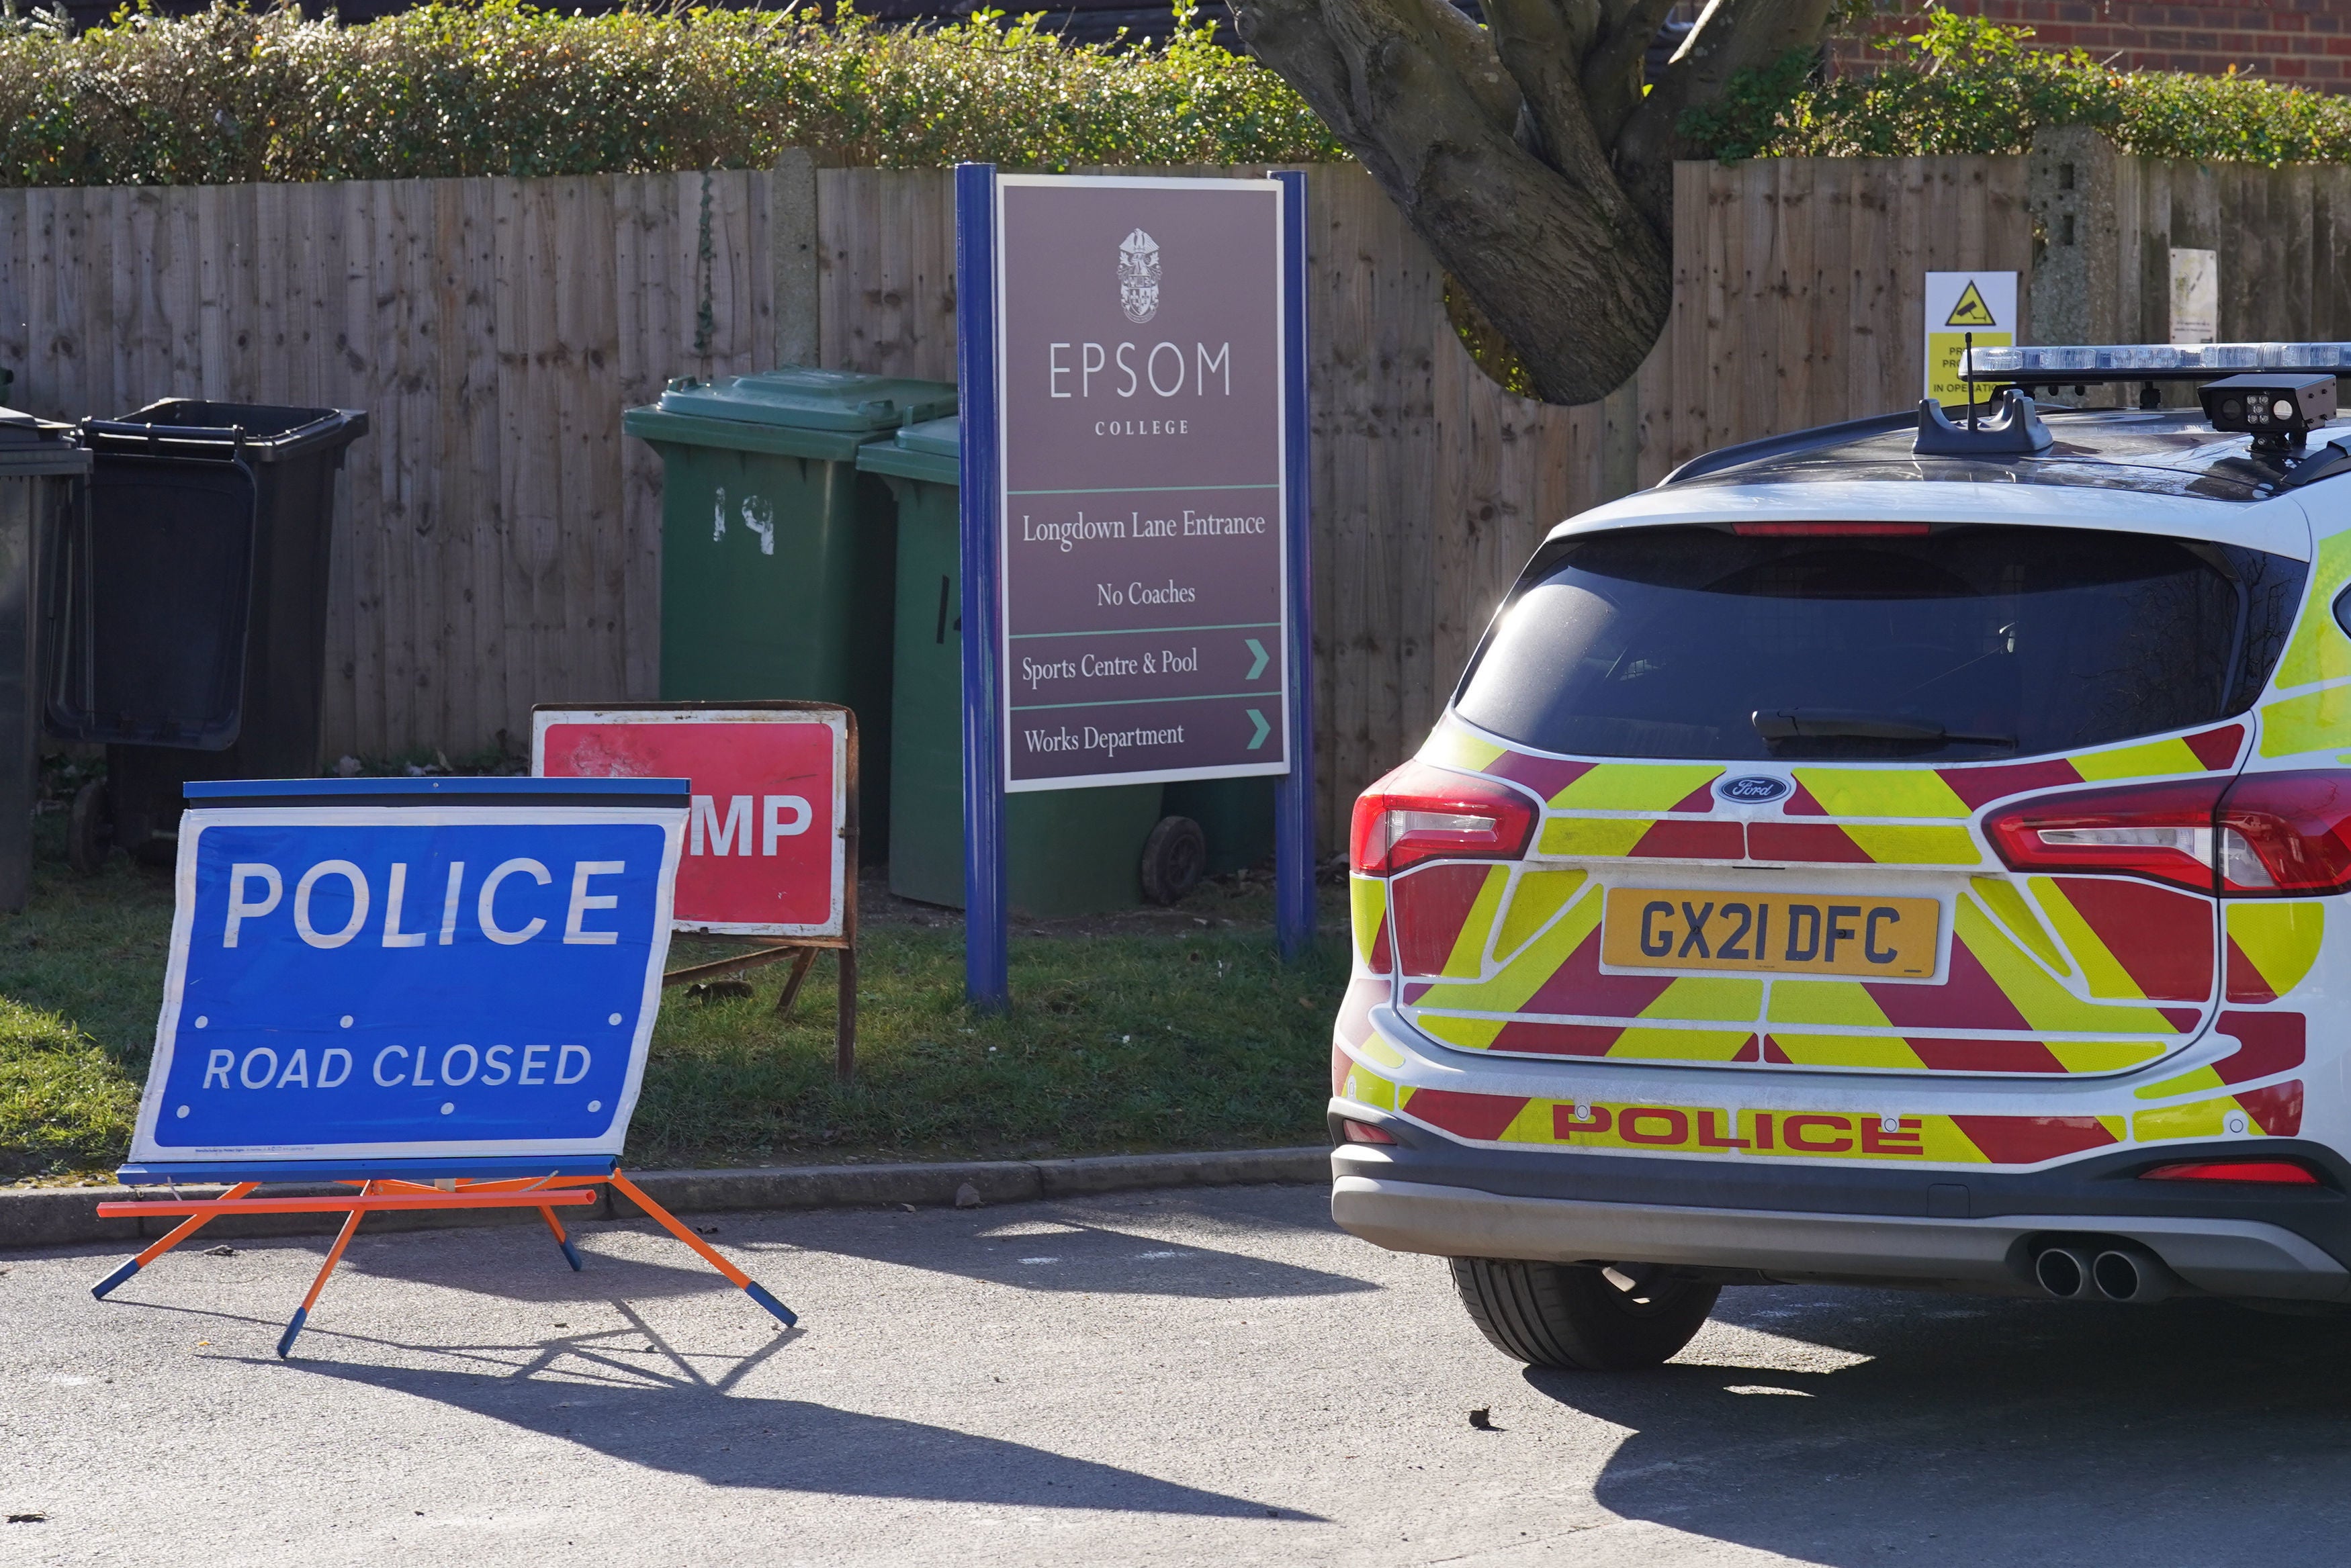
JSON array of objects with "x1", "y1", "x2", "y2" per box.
[
  {"x1": 66, "y1": 778, "x2": 112, "y2": 877},
  {"x1": 1139, "y1": 815, "x2": 1206, "y2": 905},
  {"x1": 1448, "y1": 1257, "x2": 1720, "y2": 1371}
]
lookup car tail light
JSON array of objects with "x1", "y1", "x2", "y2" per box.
[
  {"x1": 2216, "y1": 771, "x2": 2351, "y2": 896},
  {"x1": 2140, "y1": 1159, "x2": 2321, "y2": 1185},
  {"x1": 1983, "y1": 778, "x2": 2232, "y2": 893},
  {"x1": 1986, "y1": 771, "x2": 2351, "y2": 897},
  {"x1": 1339, "y1": 1119, "x2": 1397, "y2": 1144},
  {"x1": 1349, "y1": 760, "x2": 1536, "y2": 877}
]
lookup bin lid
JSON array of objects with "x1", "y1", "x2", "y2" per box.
[
  {"x1": 895, "y1": 416, "x2": 962, "y2": 458},
  {"x1": 0, "y1": 406, "x2": 89, "y2": 475},
  {"x1": 854, "y1": 414, "x2": 961, "y2": 486},
  {"x1": 656, "y1": 367, "x2": 957, "y2": 433}
]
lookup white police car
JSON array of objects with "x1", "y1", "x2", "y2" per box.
[{"x1": 1329, "y1": 345, "x2": 2351, "y2": 1369}]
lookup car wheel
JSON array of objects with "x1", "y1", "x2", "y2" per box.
[
  {"x1": 1139, "y1": 815, "x2": 1206, "y2": 905},
  {"x1": 1448, "y1": 1257, "x2": 1720, "y2": 1371},
  {"x1": 66, "y1": 778, "x2": 112, "y2": 876}
]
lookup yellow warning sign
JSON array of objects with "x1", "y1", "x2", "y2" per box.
[
  {"x1": 1945, "y1": 281, "x2": 1998, "y2": 328},
  {"x1": 1922, "y1": 271, "x2": 2017, "y2": 405}
]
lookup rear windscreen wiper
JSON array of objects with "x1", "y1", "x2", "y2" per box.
[{"x1": 1751, "y1": 708, "x2": 2013, "y2": 746}]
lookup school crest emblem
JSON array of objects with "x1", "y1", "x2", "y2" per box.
[{"x1": 1118, "y1": 228, "x2": 1161, "y2": 324}]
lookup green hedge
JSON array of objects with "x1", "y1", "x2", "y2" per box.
[
  {"x1": 0, "y1": 0, "x2": 1342, "y2": 187},
  {"x1": 1687, "y1": 11, "x2": 2351, "y2": 165}
]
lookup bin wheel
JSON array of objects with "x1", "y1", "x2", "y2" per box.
[
  {"x1": 1140, "y1": 815, "x2": 1206, "y2": 905},
  {"x1": 67, "y1": 778, "x2": 112, "y2": 876}
]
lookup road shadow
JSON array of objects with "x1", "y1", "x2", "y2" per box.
[
  {"x1": 1524, "y1": 1286, "x2": 2351, "y2": 1566},
  {"x1": 774, "y1": 1189, "x2": 1377, "y2": 1301},
  {"x1": 270, "y1": 1305, "x2": 1312, "y2": 1520}
]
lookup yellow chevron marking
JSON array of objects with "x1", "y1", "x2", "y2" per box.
[
  {"x1": 1418, "y1": 719, "x2": 1506, "y2": 773},
  {"x1": 2042, "y1": 1037, "x2": 2171, "y2": 1073},
  {"x1": 2272, "y1": 528, "x2": 2351, "y2": 689},
  {"x1": 1638, "y1": 976, "x2": 1764, "y2": 1023},
  {"x1": 1350, "y1": 875, "x2": 1387, "y2": 970},
  {"x1": 1767, "y1": 980, "x2": 1892, "y2": 1027},
  {"x1": 1413, "y1": 1013, "x2": 1507, "y2": 1050},
  {"x1": 2074, "y1": 735, "x2": 2207, "y2": 780},
  {"x1": 2134, "y1": 1064, "x2": 2227, "y2": 1100},
  {"x1": 2259, "y1": 684, "x2": 2351, "y2": 757},
  {"x1": 1538, "y1": 817, "x2": 1653, "y2": 858},
  {"x1": 2132, "y1": 1096, "x2": 2239, "y2": 1142},
  {"x1": 2225, "y1": 901, "x2": 2325, "y2": 997},
  {"x1": 2027, "y1": 878, "x2": 2147, "y2": 1001},
  {"x1": 1437, "y1": 866, "x2": 1513, "y2": 978},
  {"x1": 1496, "y1": 1099, "x2": 1561, "y2": 1144},
  {"x1": 1354, "y1": 1029, "x2": 1408, "y2": 1069},
  {"x1": 1342, "y1": 1062, "x2": 1399, "y2": 1110},
  {"x1": 1605, "y1": 1027, "x2": 1755, "y2": 1060},
  {"x1": 1955, "y1": 894, "x2": 2176, "y2": 1033},
  {"x1": 1767, "y1": 1033, "x2": 1926, "y2": 1069},
  {"x1": 1548, "y1": 763, "x2": 1721, "y2": 811},
  {"x1": 1413, "y1": 888, "x2": 1602, "y2": 1015},
  {"x1": 1970, "y1": 876, "x2": 2070, "y2": 975},
  {"x1": 1791, "y1": 769, "x2": 1971, "y2": 819},
  {"x1": 1844, "y1": 824, "x2": 1980, "y2": 865},
  {"x1": 1493, "y1": 868, "x2": 1589, "y2": 962}
]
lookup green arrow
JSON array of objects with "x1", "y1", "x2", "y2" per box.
[
  {"x1": 1243, "y1": 637, "x2": 1270, "y2": 680},
  {"x1": 1245, "y1": 708, "x2": 1271, "y2": 750}
]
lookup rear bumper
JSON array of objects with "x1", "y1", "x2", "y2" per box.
[
  {"x1": 1334, "y1": 1172, "x2": 2350, "y2": 1301},
  {"x1": 1328, "y1": 1134, "x2": 2351, "y2": 1301}
]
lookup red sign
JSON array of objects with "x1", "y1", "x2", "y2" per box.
[{"x1": 533, "y1": 705, "x2": 848, "y2": 937}]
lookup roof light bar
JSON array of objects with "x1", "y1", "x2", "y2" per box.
[{"x1": 1963, "y1": 342, "x2": 2351, "y2": 385}]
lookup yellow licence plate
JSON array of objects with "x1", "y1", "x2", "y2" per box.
[{"x1": 1601, "y1": 888, "x2": 1939, "y2": 978}]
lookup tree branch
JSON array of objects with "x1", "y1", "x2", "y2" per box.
[
  {"x1": 1580, "y1": 0, "x2": 1681, "y2": 144},
  {"x1": 1612, "y1": 0, "x2": 1832, "y2": 228},
  {"x1": 1236, "y1": 0, "x2": 1671, "y2": 402}
]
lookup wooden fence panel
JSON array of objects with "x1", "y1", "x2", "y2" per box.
[{"x1": 0, "y1": 148, "x2": 2325, "y2": 851}]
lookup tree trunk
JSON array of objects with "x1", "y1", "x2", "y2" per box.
[{"x1": 1233, "y1": 0, "x2": 1831, "y2": 404}]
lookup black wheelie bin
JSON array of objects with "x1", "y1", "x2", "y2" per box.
[{"x1": 45, "y1": 400, "x2": 368, "y2": 870}]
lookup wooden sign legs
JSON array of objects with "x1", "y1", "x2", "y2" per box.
[{"x1": 90, "y1": 1170, "x2": 797, "y2": 1358}]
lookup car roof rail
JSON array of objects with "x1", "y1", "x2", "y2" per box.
[{"x1": 1656, "y1": 409, "x2": 1920, "y2": 488}]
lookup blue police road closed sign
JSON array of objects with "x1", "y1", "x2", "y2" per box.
[{"x1": 126, "y1": 778, "x2": 686, "y2": 1171}]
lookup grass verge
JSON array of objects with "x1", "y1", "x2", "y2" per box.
[{"x1": 0, "y1": 815, "x2": 1347, "y2": 1182}]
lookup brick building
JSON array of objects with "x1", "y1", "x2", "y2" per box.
[{"x1": 1836, "y1": 2, "x2": 2351, "y2": 89}]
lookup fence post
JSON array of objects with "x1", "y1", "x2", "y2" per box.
[
  {"x1": 773, "y1": 148, "x2": 821, "y2": 367},
  {"x1": 2026, "y1": 128, "x2": 2127, "y2": 349}
]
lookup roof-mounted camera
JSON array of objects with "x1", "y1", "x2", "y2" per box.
[{"x1": 2198, "y1": 373, "x2": 2338, "y2": 450}]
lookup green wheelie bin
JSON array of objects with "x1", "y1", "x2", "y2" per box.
[
  {"x1": 623, "y1": 367, "x2": 957, "y2": 858},
  {"x1": 857, "y1": 417, "x2": 1192, "y2": 917}
]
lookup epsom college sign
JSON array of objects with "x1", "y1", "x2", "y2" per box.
[
  {"x1": 993, "y1": 176, "x2": 1290, "y2": 790},
  {"x1": 955, "y1": 168, "x2": 1315, "y2": 1002}
]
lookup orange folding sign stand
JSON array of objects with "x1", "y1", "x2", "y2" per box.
[
  {"x1": 93, "y1": 776, "x2": 796, "y2": 1359},
  {"x1": 91, "y1": 1166, "x2": 793, "y2": 1359}
]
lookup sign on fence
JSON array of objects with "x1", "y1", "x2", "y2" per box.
[
  {"x1": 991, "y1": 175, "x2": 1292, "y2": 792},
  {"x1": 533, "y1": 704, "x2": 851, "y2": 937},
  {"x1": 1924, "y1": 271, "x2": 2017, "y2": 406},
  {"x1": 125, "y1": 777, "x2": 686, "y2": 1172}
]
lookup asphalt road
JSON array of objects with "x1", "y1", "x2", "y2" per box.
[{"x1": 7, "y1": 1182, "x2": 2351, "y2": 1567}]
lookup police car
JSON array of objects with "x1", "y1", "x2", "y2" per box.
[{"x1": 1329, "y1": 344, "x2": 2351, "y2": 1369}]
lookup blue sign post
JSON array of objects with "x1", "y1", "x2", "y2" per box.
[
  {"x1": 91, "y1": 777, "x2": 797, "y2": 1356},
  {"x1": 952, "y1": 165, "x2": 1317, "y2": 1007}
]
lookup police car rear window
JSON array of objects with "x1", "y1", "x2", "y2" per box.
[{"x1": 1454, "y1": 525, "x2": 2304, "y2": 763}]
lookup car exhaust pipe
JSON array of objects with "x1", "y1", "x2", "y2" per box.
[
  {"x1": 2033, "y1": 1245, "x2": 2095, "y2": 1299},
  {"x1": 2091, "y1": 1244, "x2": 2177, "y2": 1305}
]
